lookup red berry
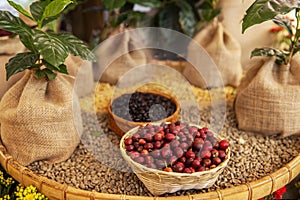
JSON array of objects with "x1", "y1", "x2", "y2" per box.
[
  {"x1": 170, "y1": 140, "x2": 180, "y2": 148},
  {"x1": 145, "y1": 155, "x2": 154, "y2": 164},
  {"x1": 154, "y1": 132, "x2": 164, "y2": 141},
  {"x1": 151, "y1": 150, "x2": 161, "y2": 158},
  {"x1": 185, "y1": 150, "x2": 196, "y2": 159},
  {"x1": 139, "y1": 138, "x2": 146, "y2": 145},
  {"x1": 183, "y1": 167, "x2": 193, "y2": 173},
  {"x1": 219, "y1": 140, "x2": 230, "y2": 150},
  {"x1": 144, "y1": 133, "x2": 153, "y2": 142},
  {"x1": 165, "y1": 133, "x2": 175, "y2": 141},
  {"x1": 134, "y1": 156, "x2": 145, "y2": 164},
  {"x1": 196, "y1": 165, "x2": 205, "y2": 172},
  {"x1": 172, "y1": 162, "x2": 184, "y2": 172},
  {"x1": 200, "y1": 149, "x2": 211, "y2": 159},
  {"x1": 192, "y1": 159, "x2": 201, "y2": 169},
  {"x1": 128, "y1": 151, "x2": 139, "y2": 160},
  {"x1": 212, "y1": 157, "x2": 222, "y2": 165},
  {"x1": 201, "y1": 127, "x2": 209, "y2": 132},
  {"x1": 132, "y1": 133, "x2": 140, "y2": 141},
  {"x1": 218, "y1": 150, "x2": 226, "y2": 160},
  {"x1": 192, "y1": 138, "x2": 204, "y2": 151},
  {"x1": 185, "y1": 157, "x2": 194, "y2": 166},
  {"x1": 178, "y1": 156, "x2": 186, "y2": 163},
  {"x1": 140, "y1": 149, "x2": 149, "y2": 156},
  {"x1": 180, "y1": 142, "x2": 189, "y2": 151},
  {"x1": 174, "y1": 147, "x2": 184, "y2": 158},
  {"x1": 163, "y1": 167, "x2": 173, "y2": 172},
  {"x1": 125, "y1": 144, "x2": 134, "y2": 151},
  {"x1": 161, "y1": 147, "x2": 172, "y2": 158},
  {"x1": 147, "y1": 163, "x2": 157, "y2": 169},
  {"x1": 202, "y1": 158, "x2": 211, "y2": 167},
  {"x1": 144, "y1": 143, "x2": 153, "y2": 150},
  {"x1": 153, "y1": 141, "x2": 162, "y2": 149},
  {"x1": 211, "y1": 149, "x2": 219, "y2": 158},
  {"x1": 203, "y1": 140, "x2": 213, "y2": 151},
  {"x1": 168, "y1": 155, "x2": 178, "y2": 165},
  {"x1": 155, "y1": 159, "x2": 166, "y2": 169},
  {"x1": 124, "y1": 138, "x2": 133, "y2": 145}
]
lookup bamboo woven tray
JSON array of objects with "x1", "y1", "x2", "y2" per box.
[{"x1": 0, "y1": 140, "x2": 299, "y2": 200}]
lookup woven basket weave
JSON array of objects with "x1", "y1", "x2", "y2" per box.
[
  {"x1": 120, "y1": 123, "x2": 230, "y2": 195},
  {"x1": 0, "y1": 140, "x2": 299, "y2": 199},
  {"x1": 108, "y1": 90, "x2": 180, "y2": 136}
]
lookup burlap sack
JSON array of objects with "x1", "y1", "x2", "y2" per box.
[
  {"x1": 0, "y1": 36, "x2": 26, "y2": 55},
  {"x1": 183, "y1": 19, "x2": 243, "y2": 88},
  {"x1": 65, "y1": 55, "x2": 94, "y2": 98},
  {"x1": 96, "y1": 28, "x2": 147, "y2": 84},
  {"x1": 235, "y1": 55, "x2": 300, "y2": 137},
  {"x1": 0, "y1": 71, "x2": 83, "y2": 166}
]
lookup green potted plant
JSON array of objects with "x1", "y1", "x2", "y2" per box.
[
  {"x1": 0, "y1": 0, "x2": 94, "y2": 166},
  {"x1": 235, "y1": 0, "x2": 300, "y2": 137}
]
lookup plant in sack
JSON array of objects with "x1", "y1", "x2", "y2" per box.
[
  {"x1": 235, "y1": 0, "x2": 300, "y2": 137},
  {"x1": 182, "y1": 0, "x2": 243, "y2": 89},
  {"x1": 0, "y1": 0, "x2": 94, "y2": 166}
]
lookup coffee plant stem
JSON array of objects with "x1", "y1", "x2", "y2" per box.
[{"x1": 288, "y1": 9, "x2": 300, "y2": 64}]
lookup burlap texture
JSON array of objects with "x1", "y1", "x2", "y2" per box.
[
  {"x1": 96, "y1": 28, "x2": 147, "y2": 85},
  {"x1": 0, "y1": 36, "x2": 26, "y2": 55},
  {"x1": 0, "y1": 71, "x2": 83, "y2": 166},
  {"x1": 183, "y1": 19, "x2": 243, "y2": 88},
  {"x1": 235, "y1": 55, "x2": 300, "y2": 137}
]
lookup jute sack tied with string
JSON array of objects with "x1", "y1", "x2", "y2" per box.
[
  {"x1": 0, "y1": 71, "x2": 83, "y2": 166},
  {"x1": 235, "y1": 55, "x2": 300, "y2": 137},
  {"x1": 96, "y1": 26, "x2": 147, "y2": 85},
  {"x1": 183, "y1": 19, "x2": 243, "y2": 88}
]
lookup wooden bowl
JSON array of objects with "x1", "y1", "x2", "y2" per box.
[{"x1": 108, "y1": 90, "x2": 180, "y2": 136}]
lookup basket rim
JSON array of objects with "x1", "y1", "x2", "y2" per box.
[
  {"x1": 0, "y1": 135, "x2": 299, "y2": 199},
  {"x1": 119, "y1": 122, "x2": 231, "y2": 177},
  {"x1": 107, "y1": 90, "x2": 181, "y2": 127}
]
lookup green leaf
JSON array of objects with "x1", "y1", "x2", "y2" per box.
[
  {"x1": 43, "y1": 60, "x2": 69, "y2": 74},
  {"x1": 57, "y1": 64, "x2": 68, "y2": 74},
  {"x1": 127, "y1": 0, "x2": 162, "y2": 8},
  {"x1": 41, "y1": 0, "x2": 73, "y2": 25},
  {"x1": 57, "y1": 33, "x2": 95, "y2": 61},
  {"x1": 5, "y1": 52, "x2": 39, "y2": 80},
  {"x1": 102, "y1": 0, "x2": 126, "y2": 11},
  {"x1": 33, "y1": 30, "x2": 68, "y2": 67},
  {"x1": 0, "y1": 11, "x2": 32, "y2": 35},
  {"x1": 272, "y1": 16, "x2": 293, "y2": 36},
  {"x1": 34, "y1": 69, "x2": 46, "y2": 79},
  {"x1": 125, "y1": 11, "x2": 146, "y2": 27},
  {"x1": 178, "y1": 0, "x2": 196, "y2": 37},
  {"x1": 242, "y1": 0, "x2": 299, "y2": 33},
  {"x1": 30, "y1": 0, "x2": 51, "y2": 22},
  {"x1": 251, "y1": 47, "x2": 288, "y2": 64},
  {"x1": 199, "y1": 9, "x2": 220, "y2": 22},
  {"x1": 158, "y1": 4, "x2": 181, "y2": 31},
  {"x1": 44, "y1": 68, "x2": 57, "y2": 80},
  {"x1": 109, "y1": 12, "x2": 128, "y2": 27},
  {"x1": 19, "y1": 34, "x2": 37, "y2": 53},
  {"x1": 7, "y1": 0, "x2": 33, "y2": 20}
]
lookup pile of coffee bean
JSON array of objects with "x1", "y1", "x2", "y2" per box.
[{"x1": 111, "y1": 92, "x2": 176, "y2": 122}]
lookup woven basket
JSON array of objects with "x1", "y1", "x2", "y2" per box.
[
  {"x1": 120, "y1": 123, "x2": 230, "y2": 195},
  {"x1": 0, "y1": 140, "x2": 299, "y2": 199},
  {"x1": 108, "y1": 90, "x2": 180, "y2": 136}
]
